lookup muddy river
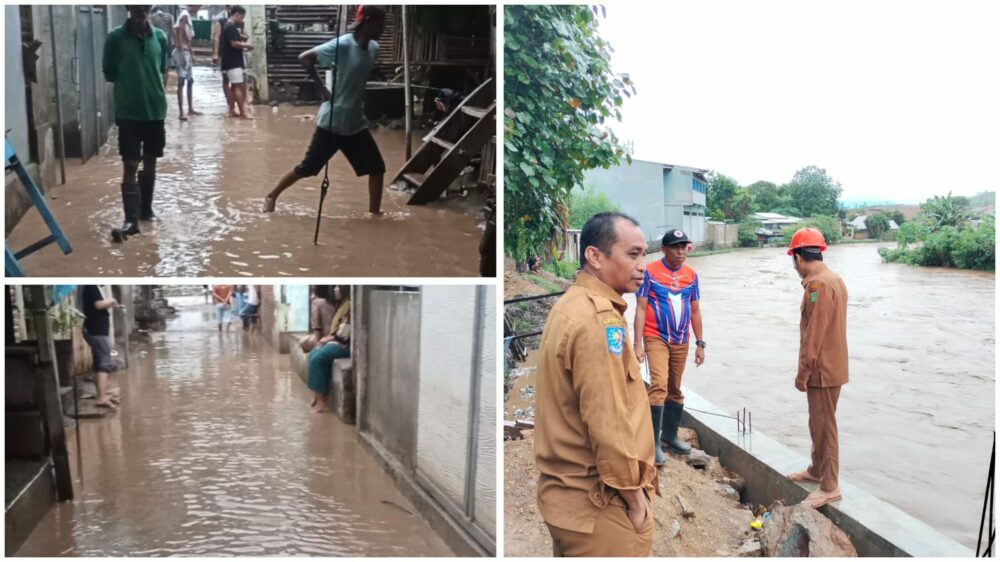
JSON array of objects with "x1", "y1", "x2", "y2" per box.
[
  {"x1": 6, "y1": 67, "x2": 484, "y2": 277},
  {"x1": 623, "y1": 242, "x2": 994, "y2": 549},
  {"x1": 15, "y1": 299, "x2": 453, "y2": 556}
]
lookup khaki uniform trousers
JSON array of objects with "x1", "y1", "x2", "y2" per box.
[
  {"x1": 807, "y1": 385, "x2": 842, "y2": 492},
  {"x1": 546, "y1": 496, "x2": 654, "y2": 557},
  {"x1": 644, "y1": 336, "x2": 689, "y2": 406}
]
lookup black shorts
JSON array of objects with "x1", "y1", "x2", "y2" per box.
[
  {"x1": 117, "y1": 120, "x2": 166, "y2": 161},
  {"x1": 84, "y1": 333, "x2": 116, "y2": 374},
  {"x1": 294, "y1": 128, "x2": 386, "y2": 178}
]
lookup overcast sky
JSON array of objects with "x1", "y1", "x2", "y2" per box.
[{"x1": 597, "y1": 1, "x2": 999, "y2": 204}]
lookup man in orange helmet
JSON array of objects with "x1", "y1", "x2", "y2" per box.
[{"x1": 786, "y1": 227, "x2": 849, "y2": 508}]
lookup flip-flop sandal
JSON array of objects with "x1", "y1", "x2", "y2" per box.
[
  {"x1": 787, "y1": 471, "x2": 821, "y2": 483},
  {"x1": 804, "y1": 495, "x2": 842, "y2": 509},
  {"x1": 94, "y1": 402, "x2": 117, "y2": 410}
]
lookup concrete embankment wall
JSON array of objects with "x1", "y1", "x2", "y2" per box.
[{"x1": 681, "y1": 387, "x2": 973, "y2": 557}]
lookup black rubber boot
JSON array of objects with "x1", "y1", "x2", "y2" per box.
[
  {"x1": 120, "y1": 183, "x2": 141, "y2": 235},
  {"x1": 662, "y1": 401, "x2": 692, "y2": 454},
  {"x1": 138, "y1": 171, "x2": 158, "y2": 221},
  {"x1": 651, "y1": 405, "x2": 666, "y2": 466}
]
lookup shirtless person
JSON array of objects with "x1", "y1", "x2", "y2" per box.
[{"x1": 173, "y1": 5, "x2": 202, "y2": 120}]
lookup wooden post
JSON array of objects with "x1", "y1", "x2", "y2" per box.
[
  {"x1": 402, "y1": 5, "x2": 413, "y2": 160},
  {"x1": 26, "y1": 285, "x2": 74, "y2": 501}
]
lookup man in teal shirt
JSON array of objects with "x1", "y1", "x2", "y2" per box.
[
  {"x1": 103, "y1": 5, "x2": 169, "y2": 239},
  {"x1": 263, "y1": 5, "x2": 387, "y2": 216}
]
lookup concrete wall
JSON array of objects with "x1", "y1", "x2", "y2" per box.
[
  {"x1": 244, "y1": 5, "x2": 269, "y2": 103},
  {"x1": 360, "y1": 289, "x2": 422, "y2": 468},
  {"x1": 681, "y1": 387, "x2": 973, "y2": 557},
  {"x1": 584, "y1": 159, "x2": 664, "y2": 244},
  {"x1": 353, "y1": 285, "x2": 495, "y2": 555},
  {"x1": 265, "y1": 285, "x2": 310, "y2": 350},
  {"x1": 416, "y1": 285, "x2": 497, "y2": 542},
  {"x1": 705, "y1": 221, "x2": 739, "y2": 249}
]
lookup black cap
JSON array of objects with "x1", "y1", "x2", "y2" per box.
[{"x1": 661, "y1": 229, "x2": 691, "y2": 246}]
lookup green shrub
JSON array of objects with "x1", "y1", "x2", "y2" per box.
[
  {"x1": 543, "y1": 259, "x2": 579, "y2": 281},
  {"x1": 737, "y1": 217, "x2": 761, "y2": 247},
  {"x1": 878, "y1": 217, "x2": 994, "y2": 271},
  {"x1": 782, "y1": 215, "x2": 843, "y2": 246}
]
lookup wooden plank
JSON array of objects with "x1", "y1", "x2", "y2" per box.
[
  {"x1": 461, "y1": 105, "x2": 490, "y2": 119},
  {"x1": 408, "y1": 102, "x2": 496, "y2": 205},
  {"x1": 26, "y1": 286, "x2": 73, "y2": 502},
  {"x1": 429, "y1": 136, "x2": 455, "y2": 151},
  {"x1": 403, "y1": 173, "x2": 426, "y2": 186}
]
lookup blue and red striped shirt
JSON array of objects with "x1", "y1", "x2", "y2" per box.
[{"x1": 637, "y1": 259, "x2": 700, "y2": 345}]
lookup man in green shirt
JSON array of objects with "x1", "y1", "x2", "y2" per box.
[{"x1": 102, "y1": 5, "x2": 169, "y2": 240}]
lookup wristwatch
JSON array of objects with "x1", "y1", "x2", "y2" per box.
[{"x1": 696, "y1": 340, "x2": 707, "y2": 349}]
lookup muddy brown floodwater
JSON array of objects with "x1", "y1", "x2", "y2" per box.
[
  {"x1": 15, "y1": 299, "x2": 454, "y2": 557},
  {"x1": 7, "y1": 67, "x2": 484, "y2": 277},
  {"x1": 622, "y1": 242, "x2": 994, "y2": 550}
]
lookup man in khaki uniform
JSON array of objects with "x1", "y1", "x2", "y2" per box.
[
  {"x1": 785, "y1": 227, "x2": 849, "y2": 508},
  {"x1": 535, "y1": 212, "x2": 659, "y2": 557}
]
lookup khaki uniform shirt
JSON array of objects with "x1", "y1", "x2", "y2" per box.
[
  {"x1": 534, "y1": 271, "x2": 659, "y2": 534},
  {"x1": 798, "y1": 264, "x2": 849, "y2": 388}
]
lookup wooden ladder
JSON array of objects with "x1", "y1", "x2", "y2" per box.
[{"x1": 393, "y1": 78, "x2": 496, "y2": 205}]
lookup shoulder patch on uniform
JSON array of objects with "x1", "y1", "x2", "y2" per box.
[
  {"x1": 606, "y1": 326, "x2": 624, "y2": 355},
  {"x1": 602, "y1": 317, "x2": 624, "y2": 327},
  {"x1": 810, "y1": 291, "x2": 818, "y2": 303}
]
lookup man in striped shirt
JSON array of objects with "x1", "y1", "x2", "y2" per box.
[{"x1": 634, "y1": 229, "x2": 706, "y2": 465}]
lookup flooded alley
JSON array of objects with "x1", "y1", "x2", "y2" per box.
[
  {"x1": 6, "y1": 67, "x2": 484, "y2": 277},
  {"x1": 13, "y1": 298, "x2": 454, "y2": 556},
  {"x1": 625, "y1": 242, "x2": 994, "y2": 549}
]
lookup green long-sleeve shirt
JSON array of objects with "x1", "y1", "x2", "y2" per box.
[{"x1": 103, "y1": 23, "x2": 168, "y2": 122}]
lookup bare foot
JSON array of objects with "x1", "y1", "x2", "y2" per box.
[
  {"x1": 229, "y1": 111, "x2": 240, "y2": 118},
  {"x1": 189, "y1": 109, "x2": 202, "y2": 116},
  {"x1": 237, "y1": 113, "x2": 254, "y2": 120},
  {"x1": 94, "y1": 401, "x2": 117, "y2": 410},
  {"x1": 179, "y1": 114, "x2": 188, "y2": 121},
  {"x1": 262, "y1": 196, "x2": 276, "y2": 213},
  {"x1": 802, "y1": 488, "x2": 842, "y2": 508},
  {"x1": 369, "y1": 210, "x2": 383, "y2": 216},
  {"x1": 787, "y1": 470, "x2": 821, "y2": 483}
]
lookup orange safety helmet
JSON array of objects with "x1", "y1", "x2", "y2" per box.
[{"x1": 787, "y1": 227, "x2": 827, "y2": 255}]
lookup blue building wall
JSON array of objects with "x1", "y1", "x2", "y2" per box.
[
  {"x1": 582, "y1": 160, "x2": 663, "y2": 244},
  {"x1": 5, "y1": 6, "x2": 30, "y2": 160},
  {"x1": 583, "y1": 159, "x2": 707, "y2": 245}
]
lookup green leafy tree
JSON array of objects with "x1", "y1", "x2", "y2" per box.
[
  {"x1": 782, "y1": 215, "x2": 843, "y2": 246},
  {"x1": 772, "y1": 205, "x2": 804, "y2": 218},
  {"x1": 747, "y1": 180, "x2": 783, "y2": 213},
  {"x1": 737, "y1": 216, "x2": 762, "y2": 247},
  {"x1": 952, "y1": 215, "x2": 995, "y2": 270},
  {"x1": 865, "y1": 212, "x2": 891, "y2": 238},
  {"x1": 504, "y1": 5, "x2": 634, "y2": 261},
  {"x1": 706, "y1": 172, "x2": 739, "y2": 220},
  {"x1": 890, "y1": 210, "x2": 906, "y2": 225},
  {"x1": 786, "y1": 166, "x2": 843, "y2": 218},
  {"x1": 920, "y1": 192, "x2": 972, "y2": 230},
  {"x1": 897, "y1": 221, "x2": 930, "y2": 246},
  {"x1": 568, "y1": 184, "x2": 622, "y2": 229}
]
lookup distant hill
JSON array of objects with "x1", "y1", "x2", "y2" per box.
[{"x1": 968, "y1": 191, "x2": 996, "y2": 210}]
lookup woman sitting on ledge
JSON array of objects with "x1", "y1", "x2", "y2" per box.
[{"x1": 303, "y1": 286, "x2": 351, "y2": 413}]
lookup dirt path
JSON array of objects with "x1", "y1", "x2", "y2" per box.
[{"x1": 504, "y1": 433, "x2": 757, "y2": 557}]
